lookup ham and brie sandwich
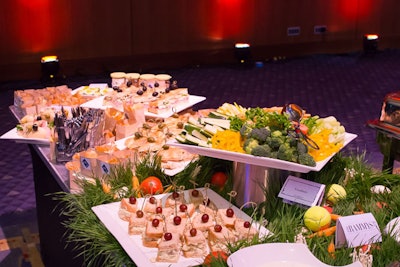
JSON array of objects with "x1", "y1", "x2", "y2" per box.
[
  {"x1": 233, "y1": 218, "x2": 258, "y2": 240},
  {"x1": 207, "y1": 224, "x2": 236, "y2": 253},
  {"x1": 217, "y1": 208, "x2": 237, "y2": 229},
  {"x1": 128, "y1": 211, "x2": 147, "y2": 235},
  {"x1": 142, "y1": 219, "x2": 165, "y2": 248},
  {"x1": 191, "y1": 212, "x2": 214, "y2": 233},
  {"x1": 143, "y1": 196, "x2": 162, "y2": 214},
  {"x1": 155, "y1": 233, "x2": 181, "y2": 263},
  {"x1": 118, "y1": 197, "x2": 138, "y2": 221},
  {"x1": 181, "y1": 228, "x2": 208, "y2": 258}
]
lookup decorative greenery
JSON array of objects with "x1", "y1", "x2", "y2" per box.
[{"x1": 55, "y1": 152, "x2": 400, "y2": 267}]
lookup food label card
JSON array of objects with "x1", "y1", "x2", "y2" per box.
[
  {"x1": 335, "y1": 213, "x2": 382, "y2": 248},
  {"x1": 100, "y1": 162, "x2": 111, "y2": 175},
  {"x1": 278, "y1": 175, "x2": 325, "y2": 208}
]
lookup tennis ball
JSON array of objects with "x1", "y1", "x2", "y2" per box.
[
  {"x1": 326, "y1": 184, "x2": 346, "y2": 205},
  {"x1": 303, "y1": 206, "x2": 332, "y2": 232}
]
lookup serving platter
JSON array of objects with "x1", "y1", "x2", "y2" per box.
[
  {"x1": 227, "y1": 243, "x2": 362, "y2": 267},
  {"x1": 0, "y1": 127, "x2": 50, "y2": 145},
  {"x1": 80, "y1": 95, "x2": 206, "y2": 119},
  {"x1": 91, "y1": 188, "x2": 271, "y2": 267},
  {"x1": 168, "y1": 133, "x2": 357, "y2": 173}
]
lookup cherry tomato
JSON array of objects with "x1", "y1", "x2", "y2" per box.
[
  {"x1": 203, "y1": 251, "x2": 228, "y2": 266},
  {"x1": 211, "y1": 172, "x2": 228, "y2": 189},
  {"x1": 140, "y1": 176, "x2": 163, "y2": 195}
]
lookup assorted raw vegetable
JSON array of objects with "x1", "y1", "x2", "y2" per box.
[{"x1": 175, "y1": 103, "x2": 347, "y2": 166}]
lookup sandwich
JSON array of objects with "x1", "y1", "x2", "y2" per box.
[
  {"x1": 146, "y1": 206, "x2": 174, "y2": 222},
  {"x1": 142, "y1": 219, "x2": 165, "y2": 248},
  {"x1": 165, "y1": 216, "x2": 188, "y2": 239},
  {"x1": 118, "y1": 197, "x2": 138, "y2": 221},
  {"x1": 233, "y1": 218, "x2": 258, "y2": 240},
  {"x1": 128, "y1": 211, "x2": 147, "y2": 235},
  {"x1": 217, "y1": 208, "x2": 237, "y2": 229},
  {"x1": 207, "y1": 224, "x2": 236, "y2": 253},
  {"x1": 181, "y1": 228, "x2": 208, "y2": 258},
  {"x1": 188, "y1": 189, "x2": 204, "y2": 208},
  {"x1": 165, "y1": 191, "x2": 186, "y2": 208},
  {"x1": 191, "y1": 212, "x2": 215, "y2": 233},
  {"x1": 155, "y1": 232, "x2": 181, "y2": 263},
  {"x1": 176, "y1": 203, "x2": 196, "y2": 218},
  {"x1": 143, "y1": 196, "x2": 162, "y2": 214}
]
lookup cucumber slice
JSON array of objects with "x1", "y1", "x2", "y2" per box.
[
  {"x1": 184, "y1": 123, "x2": 202, "y2": 134},
  {"x1": 203, "y1": 124, "x2": 220, "y2": 135},
  {"x1": 188, "y1": 117, "x2": 203, "y2": 127},
  {"x1": 208, "y1": 111, "x2": 229, "y2": 119},
  {"x1": 185, "y1": 134, "x2": 203, "y2": 145},
  {"x1": 200, "y1": 117, "x2": 230, "y2": 129},
  {"x1": 175, "y1": 134, "x2": 188, "y2": 144},
  {"x1": 200, "y1": 129, "x2": 213, "y2": 138},
  {"x1": 192, "y1": 129, "x2": 209, "y2": 141}
]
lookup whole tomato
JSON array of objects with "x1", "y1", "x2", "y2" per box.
[
  {"x1": 140, "y1": 176, "x2": 163, "y2": 195},
  {"x1": 211, "y1": 172, "x2": 228, "y2": 189},
  {"x1": 203, "y1": 251, "x2": 228, "y2": 266}
]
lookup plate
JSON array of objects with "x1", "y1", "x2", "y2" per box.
[
  {"x1": 91, "y1": 188, "x2": 272, "y2": 267},
  {"x1": 384, "y1": 216, "x2": 400, "y2": 244},
  {"x1": 167, "y1": 133, "x2": 357, "y2": 173},
  {"x1": 0, "y1": 127, "x2": 50, "y2": 145},
  {"x1": 80, "y1": 95, "x2": 206, "y2": 119},
  {"x1": 227, "y1": 243, "x2": 362, "y2": 267}
]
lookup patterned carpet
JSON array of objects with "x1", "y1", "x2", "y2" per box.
[{"x1": 1, "y1": 48, "x2": 400, "y2": 266}]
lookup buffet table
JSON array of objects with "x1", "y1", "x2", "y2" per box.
[
  {"x1": 9, "y1": 106, "x2": 85, "y2": 267},
  {"x1": 5, "y1": 100, "x2": 357, "y2": 266}
]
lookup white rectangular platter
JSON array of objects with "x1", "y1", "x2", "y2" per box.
[
  {"x1": 80, "y1": 95, "x2": 206, "y2": 119},
  {"x1": 167, "y1": 133, "x2": 357, "y2": 173},
  {"x1": 0, "y1": 127, "x2": 50, "y2": 145},
  {"x1": 92, "y1": 188, "x2": 271, "y2": 267}
]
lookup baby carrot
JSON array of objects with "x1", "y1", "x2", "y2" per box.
[
  {"x1": 328, "y1": 239, "x2": 336, "y2": 258},
  {"x1": 307, "y1": 226, "x2": 337, "y2": 238},
  {"x1": 330, "y1": 214, "x2": 341, "y2": 221}
]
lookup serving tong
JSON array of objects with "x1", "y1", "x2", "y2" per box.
[{"x1": 282, "y1": 103, "x2": 320, "y2": 150}]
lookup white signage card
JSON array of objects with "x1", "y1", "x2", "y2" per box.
[
  {"x1": 278, "y1": 175, "x2": 325, "y2": 208},
  {"x1": 100, "y1": 162, "x2": 111, "y2": 175},
  {"x1": 80, "y1": 157, "x2": 92, "y2": 170},
  {"x1": 335, "y1": 213, "x2": 382, "y2": 248}
]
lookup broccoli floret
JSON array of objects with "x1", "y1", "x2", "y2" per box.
[
  {"x1": 286, "y1": 134, "x2": 298, "y2": 147},
  {"x1": 298, "y1": 153, "x2": 316, "y2": 166},
  {"x1": 248, "y1": 127, "x2": 270, "y2": 143},
  {"x1": 296, "y1": 142, "x2": 308, "y2": 154},
  {"x1": 271, "y1": 130, "x2": 283, "y2": 138},
  {"x1": 251, "y1": 144, "x2": 272, "y2": 157},
  {"x1": 244, "y1": 138, "x2": 259, "y2": 154},
  {"x1": 277, "y1": 143, "x2": 296, "y2": 162},
  {"x1": 266, "y1": 136, "x2": 285, "y2": 149},
  {"x1": 269, "y1": 151, "x2": 278, "y2": 159},
  {"x1": 240, "y1": 122, "x2": 253, "y2": 137}
]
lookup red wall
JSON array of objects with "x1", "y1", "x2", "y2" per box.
[{"x1": 1, "y1": 0, "x2": 399, "y2": 81}]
